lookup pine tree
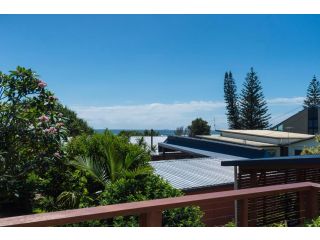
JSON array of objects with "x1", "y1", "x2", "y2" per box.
[
  {"x1": 303, "y1": 75, "x2": 320, "y2": 108},
  {"x1": 239, "y1": 68, "x2": 270, "y2": 129},
  {"x1": 224, "y1": 71, "x2": 240, "y2": 129}
]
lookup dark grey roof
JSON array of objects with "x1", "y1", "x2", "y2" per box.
[
  {"x1": 151, "y1": 158, "x2": 234, "y2": 191},
  {"x1": 160, "y1": 136, "x2": 266, "y2": 159},
  {"x1": 158, "y1": 142, "x2": 246, "y2": 160}
]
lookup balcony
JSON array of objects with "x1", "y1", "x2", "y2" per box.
[{"x1": 0, "y1": 182, "x2": 319, "y2": 227}]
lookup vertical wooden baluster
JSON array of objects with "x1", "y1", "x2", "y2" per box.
[
  {"x1": 238, "y1": 199, "x2": 249, "y2": 227},
  {"x1": 140, "y1": 211, "x2": 162, "y2": 227}
]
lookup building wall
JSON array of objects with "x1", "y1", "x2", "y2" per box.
[
  {"x1": 288, "y1": 138, "x2": 319, "y2": 156},
  {"x1": 273, "y1": 108, "x2": 308, "y2": 134},
  {"x1": 185, "y1": 184, "x2": 234, "y2": 226}
]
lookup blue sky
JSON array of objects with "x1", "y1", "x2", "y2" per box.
[{"x1": 1, "y1": 15, "x2": 320, "y2": 129}]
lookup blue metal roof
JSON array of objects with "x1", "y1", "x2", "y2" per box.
[
  {"x1": 151, "y1": 158, "x2": 234, "y2": 191},
  {"x1": 160, "y1": 136, "x2": 266, "y2": 159},
  {"x1": 159, "y1": 142, "x2": 245, "y2": 160}
]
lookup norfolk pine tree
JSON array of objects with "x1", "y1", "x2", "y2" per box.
[
  {"x1": 224, "y1": 71, "x2": 240, "y2": 129},
  {"x1": 239, "y1": 68, "x2": 270, "y2": 129},
  {"x1": 304, "y1": 75, "x2": 320, "y2": 108}
]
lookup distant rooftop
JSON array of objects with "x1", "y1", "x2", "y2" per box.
[
  {"x1": 151, "y1": 158, "x2": 234, "y2": 191},
  {"x1": 220, "y1": 129, "x2": 314, "y2": 140},
  {"x1": 197, "y1": 134, "x2": 278, "y2": 148},
  {"x1": 159, "y1": 136, "x2": 266, "y2": 159},
  {"x1": 221, "y1": 154, "x2": 320, "y2": 167}
]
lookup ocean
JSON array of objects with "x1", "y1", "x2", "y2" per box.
[{"x1": 95, "y1": 129, "x2": 219, "y2": 136}]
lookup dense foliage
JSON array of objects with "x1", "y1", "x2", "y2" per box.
[
  {"x1": 239, "y1": 68, "x2": 270, "y2": 129},
  {"x1": 304, "y1": 75, "x2": 320, "y2": 108},
  {"x1": 0, "y1": 67, "x2": 68, "y2": 214},
  {"x1": 187, "y1": 118, "x2": 211, "y2": 137},
  {"x1": 0, "y1": 67, "x2": 204, "y2": 226},
  {"x1": 66, "y1": 132, "x2": 153, "y2": 183},
  {"x1": 224, "y1": 71, "x2": 240, "y2": 129},
  {"x1": 37, "y1": 132, "x2": 204, "y2": 226},
  {"x1": 302, "y1": 135, "x2": 320, "y2": 155},
  {"x1": 56, "y1": 104, "x2": 94, "y2": 137},
  {"x1": 98, "y1": 175, "x2": 204, "y2": 227}
]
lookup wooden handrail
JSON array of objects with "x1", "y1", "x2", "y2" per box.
[{"x1": 0, "y1": 182, "x2": 319, "y2": 227}]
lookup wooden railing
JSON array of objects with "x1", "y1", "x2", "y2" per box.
[{"x1": 0, "y1": 182, "x2": 319, "y2": 227}]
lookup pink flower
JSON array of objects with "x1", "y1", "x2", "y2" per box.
[
  {"x1": 44, "y1": 127, "x2": 57, "y2": 134},
  {"x1": 54, "y1": 152, "x2": 61, "y2": 158},
  {"x1": 38, "y1": 80, "x2": 47, "y2": 88},
  {"x1": 38, "y1": 115, "x2": 49, "y2": 122}
]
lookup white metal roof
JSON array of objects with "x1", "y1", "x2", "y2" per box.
[
  {"x1": 220, "y1": 129, "x2": 314, "y2": 139},
  {"x1": 197, "y1": 134, "x2": 278, "y2": 147}
]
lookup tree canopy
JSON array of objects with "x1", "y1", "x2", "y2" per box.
[
  {"x1": 224, "y1": 71, "x2": 240, "y2": 129},
  {"x1": 55, "y1": 104, "x2": 94, "y2": 137},
  {"x1": 239, "y1": 68, "x2": 270, "y2": 129},
  {"x1": 304, "y1": 75, "x2": 320, "y2": 108},
  {"x1": 187, "y1": 118, "x2": 211, "y2": 137}
]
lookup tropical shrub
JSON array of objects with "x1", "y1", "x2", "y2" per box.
[
  {"x1": 49, "y1": 133, "x2": 204, "y2": 227},
  {"x1": 0, "y1": 67, "x2": 68, "y2": 214},
  {"x1": 304, "y1": 216, "x2": 320, "y2": 227},
  {"x1": 97, "y1": 175, "x2": 204, "y2": 227},
  {"x1": 302, "y1": 135, "x2": 320, "y2": 155},
  {"x1": 66, "y1": 131, "x2": 153, "y2": 183},
  {"x1": 224, "y1": 220, "x2": 236, "y2": 227}
]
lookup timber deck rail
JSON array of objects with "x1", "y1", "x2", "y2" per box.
[{"x1": 0, "y1": 182, "x2": 319, "y2": 227}]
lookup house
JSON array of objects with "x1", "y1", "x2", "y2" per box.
[
  {"x1": 197, "y1": 129, "x2": 317, "y2": 157},
  {"x1": 158, "y1": 129, "x2": 317, "y2": 158},
  {"x1": 271, "y1": 106, "x2": 320, "y2": 134}
]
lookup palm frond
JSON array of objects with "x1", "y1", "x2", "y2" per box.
[
  {"x1": 123, "y1": 165, "x2": 153, "y2": 179},
  {"x1": 70, "y1": 156, "x2": 109, "y2": 185},
  {"x1": 57, "y1": 191, "x2": 79, "y2": 209},
  {"x1": 124, "y1": 151, "x2": 144, "y2": 169}
]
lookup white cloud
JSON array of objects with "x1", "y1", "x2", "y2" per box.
[
  {"x1": 267, "y1": 97, "x2": 304, "y2": 105},
  {"x1": 71, "y1": 97, "x2": 305, "y2": 129},
  {"x1": 72, "y1": 101, "x2": 225, "y2": 129}
]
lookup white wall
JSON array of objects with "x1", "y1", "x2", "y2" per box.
[{"x1": 288, "y1": 138, "x2": 319, "y2": 156}]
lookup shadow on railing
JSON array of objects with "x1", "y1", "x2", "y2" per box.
[{"x1": 0, "y1": 182, "x2": 319, "y2": 227}]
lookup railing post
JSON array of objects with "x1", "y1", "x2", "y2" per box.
[
  {"x1": 139, "y1": 211, "x2": 162, "y2": 227},
  {"x1": 306, "y1": 188, "x2": 319, "y2": 220},
  {"x1": 238, "y1": 199, "x2": 248, "y2": 227},
  {"x1": 299, "y1": 191, "x2": 306, "y2": 224}
]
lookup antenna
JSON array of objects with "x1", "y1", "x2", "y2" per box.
[{"x1": 286, "y1": 126, "x2": 294, "y2": 147}]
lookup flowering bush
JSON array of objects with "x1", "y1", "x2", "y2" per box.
[{"x1": 0, "y1": 66, "x2": 68, "y2": 214}]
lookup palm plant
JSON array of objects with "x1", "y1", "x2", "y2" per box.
[
  {"x1": 56, "y1": 133, "x2": 153, "y2": 208},
  {"x1": 71, "y1": 143, "x2": 153, "y2": 184}
]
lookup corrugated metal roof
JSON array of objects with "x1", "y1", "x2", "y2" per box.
[{"x1": 151, "y1": 158, "x2": 234, "y2": 191}]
